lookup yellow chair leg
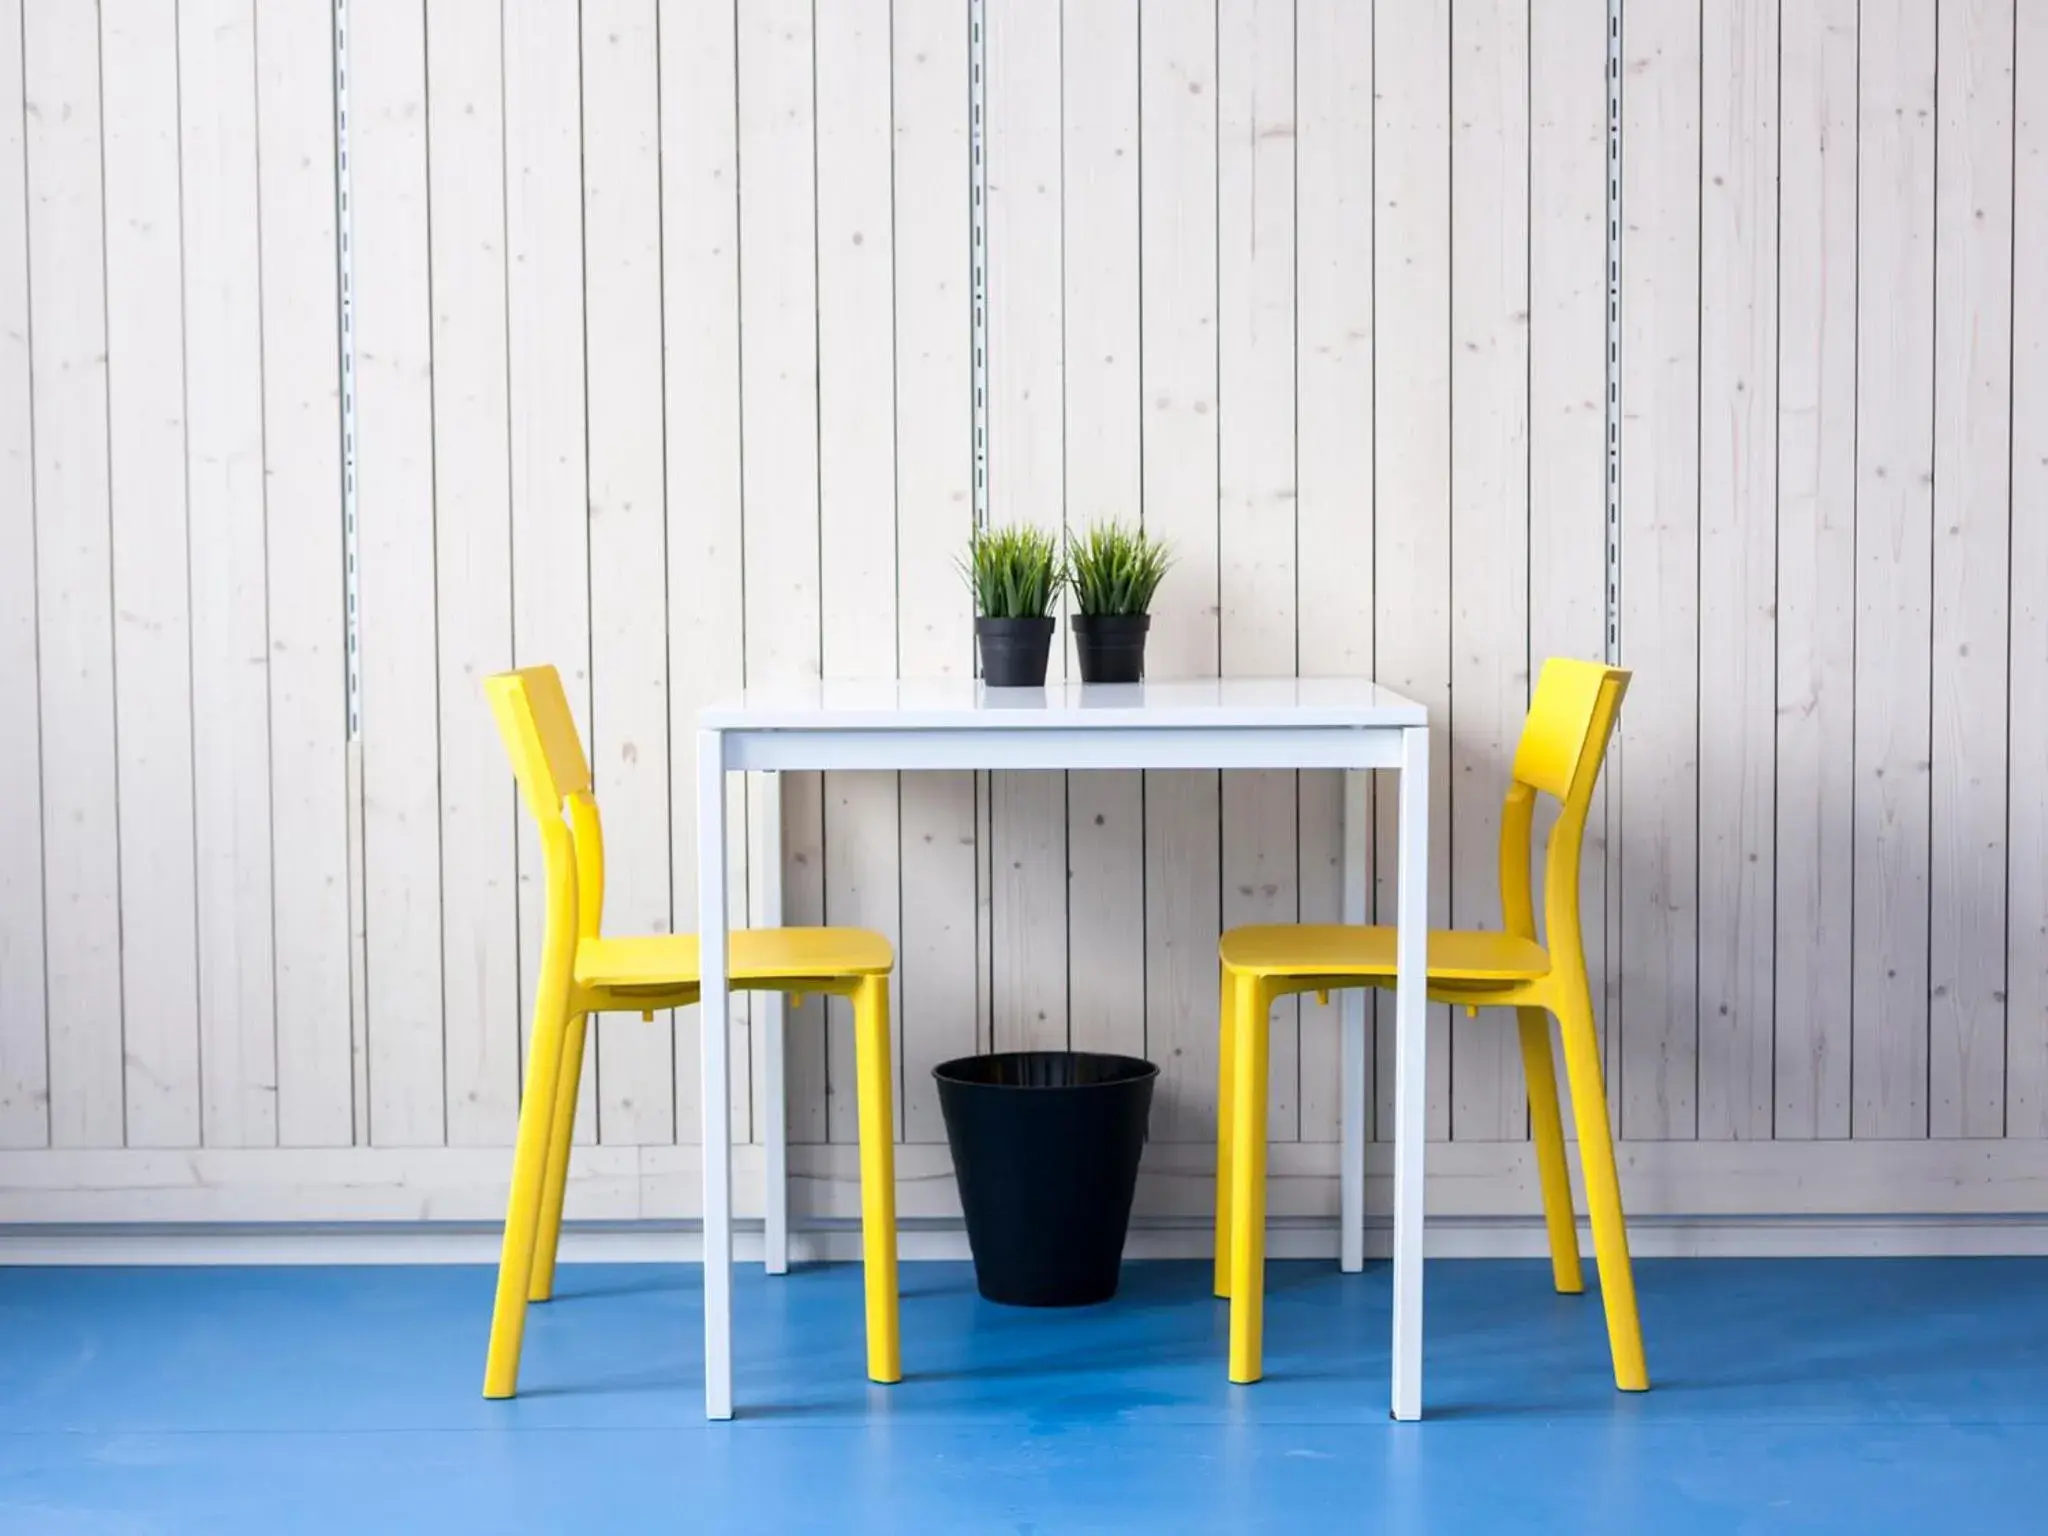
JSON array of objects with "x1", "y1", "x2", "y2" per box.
[
  {"x1": 528, "y1": 1011, "x2": 590, "y2": 1302},
  {"x1": 1553, "y1": 983, "x2": 1649, "y2": 1392},
  {"x1": 1226, "y1": 973, "x2": 1271, "y2": 1385},
  {"x1": 483, "y1": 973, "x2": 574, "y2": 1399},
  {"x1": 1214, "y1": 965, "x2": 1237, "y2": 1299},
  {"x1": 853, "y1": 976, "x2": 902, "y2": 1385},
  {"x1": 1516, "y1": 1005, "x2": 1584, "y2": 1295}
]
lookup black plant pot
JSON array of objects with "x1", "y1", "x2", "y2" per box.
[
  {"x1": 934, "y1": 1051, "x2": 1158, "y2": 1307},
  {"x1": 976, "y1": 615, "x2": 1056, "y2": 687},
  {"x1": 1071, "y1": 613, "x2": 1151, "y2": 684}
]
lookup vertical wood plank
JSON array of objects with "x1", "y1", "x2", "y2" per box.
[
  {"x1": 1448, "y1": 0, "x2": 1532, "y2": 1142},
  {"x1": 816, "y1": 0, "x2": 900, "y2": 1142},
  {"x1": 892, "y1": 0, "x2": 978, "y2": 1141},
  {"x1": 258, "y1": 0, "x2": 352, "y2": 1147},
  {"x1": 349, "y1": 741, "x2": 371, "y2": 1145},
  {"x1": 2009, "y1": 0, "x2": 2048, "y2": 1137},
  {"x1": 504, "y1": 0, "x2": 594, "y2": 1145},
  {"x1": 24, "y1": 0, "x2": 123, "y2": 1148},
  {"x1": 1139, "y1": 0, "x2": 1222, "y2": 1144},
  {"x1": 1616, "y1": 0, "x2": 1701, "y2": 1142},
  {"x1": 0, "y1": 0, "x2": 48, "y2": 1148},
  {"x1": 182, "y1": 0, "x2": 279, "y2": 1148},
  {"x1": 1696, "y1": 0, "x2": 1779, "y2": 1141},
  {"x1": 353, "y1": 0, "x2": 445, "y2": 1148},
  {"x1": 985, "y1": 0, "x2": 1068, "y2": 1055},
  {"x1": 988, "y1": 771, "x2": 1066, "y2": 1053},
  {"x1": 896, "y1": 765, "x2": 976, "y2": 1139},
  {"x1": 1295, "y1": 0, "x2": 1375, "y2": 1145},
  {"x1": 1928, "y1": 0, "x2": 2014, "y2": 1139},
  {"x1": 583, "y1": 0, "x2": 674, "y2": 1146},
  {"x1": 777, "y1": 769, "x2": 826, "y2": 1147},
  {"x1": 1774, "y1": 0, "x2": 1859, "y2": 1141},
  {"x1": 737, "y1": 0, "x2": 825, "y2": 1140},
  {"x1": 1528, "y1": 0, "x2": 1613, "y2": 1109},
  {"x1": 821, "y1": 775, "x2": 899, "y2": 1145},
  {"x1": 425, "y1": 0, "x2": 518, "y2": 1148},
  {"x1": 1852, "y1": 0, "x2": 1936, "y2": 1140},
  {"x1": 1218, "y1": 0, "x2": 1300, "y2": 1140},
  {"x1": 101, "y1": 0, "x2": 199, "y2": 1147},
  {"x1": 1061, "y1": 0, "x2": 1146, "y2": 1071},
  {"x1": 1373, "y1": 0, "x2": 1453, "y2": 1142},
  {"x1": 661, "y1": 0, "x2": 750, "y2": 1150}
]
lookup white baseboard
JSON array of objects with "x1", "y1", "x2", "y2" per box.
[
  {"x1": 7, "y1": 1213, "x2": 2048, "y2": 1266},
  {"x1": 11, "y1": 1140, "x2": 2048, "y2": 1227}
]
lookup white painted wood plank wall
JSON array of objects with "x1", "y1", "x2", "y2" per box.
[
  {"x1": 183, "y1": 0, "x2": 279, "y2": 1151},
  {"x1": 1063, "y1": 0, "x2": 1146, "y2": 1082},
  {"x1": 1450, "y1": 0, "x2": 1532, "y2": 1141},
  {"x1": 1527, "y1": 0, "x2": 1613, "y2": 1118},
  {"x1": 351, "y1": 0, "x2": 443, "y2": 1150},
  {"x1": 1929, "y1": 0, "x2": 2014, "y2": 1140},
  {"x1": 889, "y1": 0, "x2": 978, "y2": 1142},
  {"x1": 658, "y1": 0, "x2": 751, "y2": 1152},
  {"x1": 0, "y1": 0, "x2": 45, "y2": 1148},
  {"x1": 1855, "y1": 0, "x2": 1938, "y2": 1140},
  {"x1": 816, "y1": 0, "x2": 903, "y2": 1146},
  {"x1": 2, "y1": 0, "x2": 2046, "y2": 1224},
  {"x1": 2012, "y1": 3, "x2": 2048, "y2": 1138},
  {"x1": 1696, "y1": 0, "x2": 1778, "y2": 1142},
  {"x1": 257, "y1": 1, "x2": 353, "y2": 1150},
  {"x1": 1293, "y1": 0, "x2": 1376, "y2": 1147},
  {"x1": 1774, "y1": 0, "x2": 1860, "y2": 1140},
  {"x1": 584, "y1": 0, "x2": 675, "y2": 1150},
  {"x1": 101, "y1": 0, "x2": 198, "y2": 1151},
  {"x1": 1616, "y1": 0, "x2": 1701, "y2": 1144},
  {"x1": 425, "y1": 0, "x2": 519, "y2": 1152},
  {"x1": 1137, "y1": 1, "x2": 1223, "y2": 1146},
  {"x1": 1372, "y1": 0, "x2": 1455, "y2": 1146},
  {"x1": 23, "y1": 0, "x2": 124, "y2": 1150}
]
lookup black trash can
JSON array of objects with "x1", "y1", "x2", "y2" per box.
[{"x1": 934, "y1": 1050, "x2": 1158, "y2": 1307}]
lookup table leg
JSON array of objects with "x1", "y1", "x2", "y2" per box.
[
  {"x1": 698, "y1": 731, "x2": 734, "y2": 1421},
  {"x1": 752, "y1": 772, "x2": 789, "y2": 1276},
  {"x1": 1340, "y1": 768, "x2": 1369, "y2": 1275},
  {"x1": 1390, "y1": 725, "x2": 1429, "y2": 1422}
]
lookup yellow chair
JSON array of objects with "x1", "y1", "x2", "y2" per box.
[
  {"x1": 1213, "y1": 658, "x2": 1646, "y2": 1393},
  {"x1": 481, "y1": 665, "x2": 901, "y2": 1399}
]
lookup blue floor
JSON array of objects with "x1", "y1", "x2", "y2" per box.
[{"x1": 3, "y1": 1258, "x2": 2047, "y2": 1533}]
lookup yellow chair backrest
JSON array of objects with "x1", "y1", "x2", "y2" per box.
[
  {"x1": 1512, "y1": 657, "x2": 1628, "y2": 805},
  {"x1": 484, "y1": 665, "x2": 606, "y2": 940},
  {"x1": 1500, "y1": 658, "x2": 1630, "y2": 952},
  {"x1": 485, "y1": 666, "x2": 592, "y2": 820}
]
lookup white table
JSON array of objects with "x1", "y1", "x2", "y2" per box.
[{"x1": 696, "y1": 677, "x2": 1432, "y2": 1421}]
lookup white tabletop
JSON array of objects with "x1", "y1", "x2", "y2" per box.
[{"x1": 698, "y1": 676, "x2": 1428, "y2": 731}]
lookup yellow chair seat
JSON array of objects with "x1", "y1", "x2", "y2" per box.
[
  {"x1": 575, "y1": 928, "x2": 895, "y2": 991},
  {"x1": 1218, "y1": 924, "x2": 1549, "y2": 984}
]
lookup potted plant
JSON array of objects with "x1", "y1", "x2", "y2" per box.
[
  {"x1": 965, "y1": 524, "x2": 1063, "y2": 687},
  {"x1": 1066, "y1": 520, "x2": 1170, "y2": 683}
]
